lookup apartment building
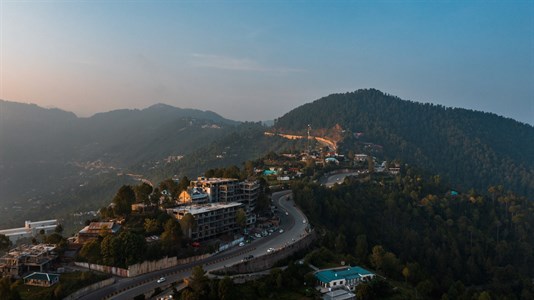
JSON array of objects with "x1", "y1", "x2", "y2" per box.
[
  {"x1": 190, "y1": 177, "x2": 259, "y2": 227},
  {"x1": 167, "y1": 202, "x2": 243, "y2": 241}
]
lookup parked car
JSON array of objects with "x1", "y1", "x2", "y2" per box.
[
  {"x1": 239, "y1": 242, "x2": 245, "y2": 247},
  {"x1": 267, "y1": 247, "x2": 275, "y2": 253},
  {"x1": 157, "y1": 277, "x2": 166, "y2": 283}
]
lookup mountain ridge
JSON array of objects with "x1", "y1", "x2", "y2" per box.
[{"x1": 274, "y1": 89, "x2": 534, "y2": 197}]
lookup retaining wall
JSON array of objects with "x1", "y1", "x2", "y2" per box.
[
  {"x1": 64, "y1": 277, "x2": 116, "y2": 300},
  {"x1": 75, "y1": 253, "x2": 211, "y2": 277}
]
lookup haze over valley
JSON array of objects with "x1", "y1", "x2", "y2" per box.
[{"x1": 0, "y1": 1, "x2": 533, "y2": 299}]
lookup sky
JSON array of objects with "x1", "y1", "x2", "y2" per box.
[{"x1": 1, "y1": 0, "x2": 533, "y2": 125}]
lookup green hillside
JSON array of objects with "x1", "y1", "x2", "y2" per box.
[{"x1": 274, "y1": 89, "x2": 534, "y2": 197}]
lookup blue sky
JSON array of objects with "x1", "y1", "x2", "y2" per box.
[{"x1": 1, "y1": 1, "x2": 533, "y2": 124}]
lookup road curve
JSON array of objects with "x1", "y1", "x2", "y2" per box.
[{"x1": 77, "y1": 190, "x2": 308, "y2": 300}]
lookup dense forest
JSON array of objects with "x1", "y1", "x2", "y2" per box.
[
  {"x1": 292, "y1": 169, "x2": 534, "y2": 299},
  {"x1": 274, "y1": 89, "x2": 534, "y2": 198}
]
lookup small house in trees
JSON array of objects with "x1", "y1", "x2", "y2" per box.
[
  {"x1": 76, "y1": 221, "x2": 121, "y2": 244},
  {"x1": 23, "y1": 272, "x2": 60, "y2": 287},
  {"x1": 315, "y1": 266, "x2": 375, "y2": 293}
]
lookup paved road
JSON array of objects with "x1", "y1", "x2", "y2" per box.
[
  {"x1": 323, "y1": 170, "x2": 365, "y2": 188},
  {"x1": 78, "y1": 190, "x2": 308, "y2": 300}
]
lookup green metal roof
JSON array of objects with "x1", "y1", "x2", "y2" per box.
[
  {"x1": 315, "y1": 266, "x2": 374, "y2": 283},
  {"x1": 23, "y1": 272, "x2": 60, "y2": 282}
]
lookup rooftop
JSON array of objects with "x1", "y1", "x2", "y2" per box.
[
  {"x1": 194, "y1": 177, "x2": 239, "y2": 184},
  {"x1": 1, "y1": 244, "x2": 57, "y2": 261},
  {"x1": 315, "y1": 266, "x2": 374, "y2": 283},
  {"x1": 23, "y1": 272, "x2": 60, "y2": 282},
  {"x1": 169, "y1": 202, "x2": 243, "y2": 215},
  {"x1": 79, "y1": 221, "x2": 121, "y2": 234}
]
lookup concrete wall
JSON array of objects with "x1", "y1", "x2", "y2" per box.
[
  {"x1": 217, "y1": 231, "x2": 316, "y2": 274},
  {"x1": 74, "y1": 262, "x2": 129, "y2": 277},
  {"x1": 64, "y1": 277, "x2": 116, "y2": 300},
  {"x1": 75, "y1": 253, "x2": 211, "y2": 278}
]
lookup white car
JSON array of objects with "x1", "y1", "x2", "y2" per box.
[
  {"x1": 279, "y1": 229, "x2": 284, "y2": 234},
  {"x1": 157, "y1": 277, "x2": 166, "y2": 283},
  {"x1": 267, "y1": 247, "x2": 275, "y2": 253},
  {"x1": 303, "y1": 220, "x2": 307, "y2": 224},
  {"x1": 239, "y1": 242, "x2": 245, "y2": 247}
]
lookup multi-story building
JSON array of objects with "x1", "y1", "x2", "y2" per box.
[
  {"x1": 238, "y1": 181, "x2": 259, "y2": 227},
  {"x1": 0, "y1": 244, "x2": 58, "y2": 278},
  {"x1": 190, "y1": 177, "x2": 259, "y2": 228},
  {"x1": 167, "y1": 202, "x2": 243, "y2": 241},
  {"x1": 0, "y1": 220, "x2": 58, "y2": 243},
  {"x1": 190, "y1": 177, "x2": 240, "y2": 203}
]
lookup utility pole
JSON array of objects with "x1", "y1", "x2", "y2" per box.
[{"x1": 307, "y1": 124, "x2": 311, "y2": 153}]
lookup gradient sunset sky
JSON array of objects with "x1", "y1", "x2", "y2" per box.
[{"x1": 1, "y1": 1, "x2": 533, "y2": 124}]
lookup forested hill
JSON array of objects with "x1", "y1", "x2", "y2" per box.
[
  {"x1": 274, "y1": 89, "x2": 534, "y2": 197},
  {"x1": 0, "y1": 100, "x2": 237, "y2": 165},
  {"x1": 0, "y1": 100, "x2": 242, "y2": 228}
]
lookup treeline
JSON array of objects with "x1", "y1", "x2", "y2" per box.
[
  {"x1": 292, "y1": 169, "x2": 534, "y2": 299},
  {"x1": 274, "y1": 89, "x2": 534, "y2": 198},
  {"x1": 78, "y1": 180, "x2": 202, "y2": 268}
]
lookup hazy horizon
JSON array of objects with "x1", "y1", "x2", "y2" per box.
[{"x1": 1, "y1": 1, "x2": 533, "y2": 124}]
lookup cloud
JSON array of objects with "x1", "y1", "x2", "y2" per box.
[{"x1": 190, "y1": 53, "x2": 304, "y2": 73}]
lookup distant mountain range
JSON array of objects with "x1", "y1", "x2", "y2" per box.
[
  {"x1": 0, "y1": 100, "x2": 243, "y2": 228},
  {"x1": 0, "y1": 100, "x2": 238, "y2": 166},
  {"x1": 1, "y1": 90, "x2": 532, "y2": 229}
]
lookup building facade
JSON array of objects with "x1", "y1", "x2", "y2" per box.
[
  {"x1": 0, "y1": 220, "x2": 58, "y2": 243},
  {"x1": 190, "y1": 177, "x2": 259, "y2": 228},
  {"x1": 167, "y1": 202, "x2": 243, "y2": 241},
  {"x1": 0, "y1": 244, "x2": 58, "y2": 278}
]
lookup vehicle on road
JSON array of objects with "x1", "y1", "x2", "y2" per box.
[
  {"x1": 242, "y1": 254, "x2": 254, "y2": 261},
  {"x1": 279, "y1": 229, "x2": 284, "y2": 233},
  {"x1": 239, "y1": 242, "x2": 245, "y2": 247},
  {"x1": 267, "y1": 247, "x2": 275, "y2": 253},
  {"x1": 285, "y1": 211, "x2": 289, "y2": 215},
  {"x1": 303, "y1": 220, "x2": 307, "y2": 224},
  {"x1": 157, "y1": 277, "x2": 166, "y2": 283}
]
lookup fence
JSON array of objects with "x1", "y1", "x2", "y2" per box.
[{"x1": 74, "y1": 253, "x2": 211, "y2": 277}]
